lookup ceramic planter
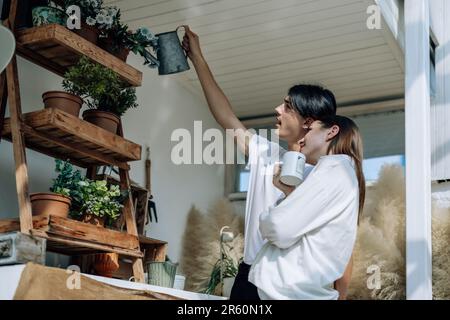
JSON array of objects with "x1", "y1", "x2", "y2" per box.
[
  {"x1": 82, "y1": 110, "x2": 120, "y2": 134},
  {"x1": 32, "y1": 6, "x2": 67, "y2": 27},
  {"x1": 93, "y1": 252, "x2": 119, "y2": 278},
  {"x1": 73, "y1": 22, "x2": 100, "y2": 44},
  {"x1": 81, "y1": 213, "x2": 105, "y2": 227},
  {"x1": 99, "y1": 37, "x2": 130, "y2": 62},
  {"x1": 30, "y1": 192, "x2": 71, "y2": 218},
  {"x1": 42, "y1": 91, "x2": 83, "y2": 117}
]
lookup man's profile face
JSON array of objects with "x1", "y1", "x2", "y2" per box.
[{"x1": 274, "y1": 96, "x2": 309, "y2": 143}]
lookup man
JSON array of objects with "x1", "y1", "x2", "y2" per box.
[{"x1": 182, "y1": 26, "x2": 353, "y2": 300}]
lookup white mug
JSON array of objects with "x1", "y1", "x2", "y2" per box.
[{"x1": 280, "y1": 151, "x2": 306, "y2": 187}]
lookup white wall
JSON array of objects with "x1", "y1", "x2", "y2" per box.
[{"x1": 0, "y1": 54, "x2": 224, "y2": 264}]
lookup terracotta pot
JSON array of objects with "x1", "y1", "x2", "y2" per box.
[
  {"x1": 42, "y1": 91, "x2": 83, "y2": 116},
  {"x1": 99, "y1": 37, "x2": 130, "y2": 62},
  {"x1": 82, "y1": 110, "x2": 120, "y2": 134},
  {"x1": 93, "y1": 252, "x2": 119, "y2": 278},
  {"x1": 81, "y1": 213, "x2": 105, "y2": 227},
  {"x1": 73, "y1": 22, "x2": 99, "y2": 44},
  {"x1": 30, "y1": 192, "x2": 71, "y2": 218}
]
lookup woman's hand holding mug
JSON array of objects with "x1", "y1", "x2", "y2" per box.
[{"x1": 273, "y1": 163, "x2": 295, "y2": 197}]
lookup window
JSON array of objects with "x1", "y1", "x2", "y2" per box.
[
  {"x1": 363, "y1": 154, "x2": 405, "y2": 182},
  {"x1": 233, "y1": 126, "x2": 287, "y2": 193}
]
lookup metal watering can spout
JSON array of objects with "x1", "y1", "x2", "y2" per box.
[{"x1": 145, "y1": 26, "x2": 190, "y2": 75}]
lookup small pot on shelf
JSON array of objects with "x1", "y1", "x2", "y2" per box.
[
  {"x1": 31, "y1": 6, "x2": 67, "y2": 27},
  {"x1": 98, "y1": 37, "x2": 130, "y2": 62},
  {"x1": 82, "y1": 110, "x2": 120, "y2": 134},
  {"x1": 73, "y1": 22, "x2": 100, "y2": 44},
  {"x1": 93, "y1": 252, "x2": 119, "y2": 278},
  {"x1": 42, "y1": 91, "x2": 83, "y2": 117},
  {"x1": 30, "y1": 192, "x2": 71, "y2": 218},
  {"x1": 81, "y1": 213, "x2": 105, "y2": 227}
]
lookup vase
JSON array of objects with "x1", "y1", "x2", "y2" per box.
[
  {"x1": 222, "y1": 277, "x2": 235, "y2": 298},
  {"x1": 30, "y1": 192, "x2": 71, "y2": 218}
]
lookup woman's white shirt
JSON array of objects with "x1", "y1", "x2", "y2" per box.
[{"x1": 248, "y1": 154, "x2": 359, "y2": 300}]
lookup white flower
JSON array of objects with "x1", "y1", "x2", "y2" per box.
[
  {"x1": 138, "y1": 27, "x2": 150, "y2": 36},
  {"x1": 107, "y1": 6, "x2": 118, "y2": 17},
  {"x1": 104, "y1": 15, "x2": 113, "y2": 26},
  {"x1": 98, "y1": 9, "x2": 108, "y2": 17},
  {"x1": 86, "y1": 16, "x2": 96, "y2": 26},
  {"x1": 90, "y1": 0, "x2": 99, "y2": 8},
  {"x1": 96, "y1": 13, "x2": 106, "y2": 24}
]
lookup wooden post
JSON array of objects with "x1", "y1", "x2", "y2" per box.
[
  {"x1": 6, "y1": 54, "x2": 33, "y2": 234},
  {"x1": 117, "y1": 121, "x2": 145, "y2": 283},
  {"x1": 404, "y1": 0, "x2": 433, "y2": 300}
]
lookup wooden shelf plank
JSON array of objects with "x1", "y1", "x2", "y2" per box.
[
  {"x1": 15, "y1": 24, "x2": 142, "y2": 87},
  {"x1": 0, "y1": 216, "x2": 143, "y2": 258},
  {"x1": 1, "y1": 108, "x2": 141, "y2": 168}
]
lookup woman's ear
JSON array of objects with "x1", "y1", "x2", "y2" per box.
[{"x1": 327, "y1": 125, "x2": 340, "y2": 140}]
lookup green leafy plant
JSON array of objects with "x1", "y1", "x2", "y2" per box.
[
  {"x1": 98, "y1": 9, "x2": 159, "y2": 68},
  {"x1": 76, "y1": 179, "x2": 124, "y2": 222},
  {"x1": 50, "y1": 159, "x2": 84, "y2": 198},
  {"x1": 204, "y1": 242, "x2": 241, "y2": 295},
  {"x1": 62, "y1": 56, "x2": 138, "y2": 116},
  {"x1": 50, "y1": 159, "x2": 126, "y2": 223}
]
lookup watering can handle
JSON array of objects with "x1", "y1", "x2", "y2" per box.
[{"x1": 176, "y1": 25, "x2": 189, "y2": 59}]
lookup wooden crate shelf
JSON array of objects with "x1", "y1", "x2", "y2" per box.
[
  {"x1": 1, "y1": 108, "x2": 141, "y2": 169},
  {"x1": 0, "y1": 216, "x2": 143, "y2": 258},
  {"x1": 15, "y1": 24, "x2": 142, "y2": 87}
]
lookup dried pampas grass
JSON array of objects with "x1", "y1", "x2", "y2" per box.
[
  {"x1": 348, "y1": 164, "x2": 450, "y2": 299},
  {"x1": 179, "y1": 199, "x2": 244, "y2": 292},
  {"x1": 180, "y1": 165, "x2": 450, "y2": 299}
]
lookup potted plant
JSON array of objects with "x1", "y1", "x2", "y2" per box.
[
  {"x1": 31, "y1": 3, "x2": 67, "y2": 27},
  {"x1": 74, "y1": 179, "x2": 124, "y2": 227},
  {"x1": 42, "y1": 66, "x2": 87, "y2": 117},
  {"x1": 60, "y1": 0, "x2": 106, "y2": 44},
  {"x1": 205, "y1": 255, "x2": 239, "y2": 297},
  {"x1": 97, "y1": 9, "x2": 157, "y2": 64},
  {"x1": 66, "y1": 56, "x2": 138, "y2": 133},
  {"x1": 30, "y1": 159, "x2": 80, "y2": 219},
  {"x1": 93, "y1": 252, "x2": 120, "y2": 278}
]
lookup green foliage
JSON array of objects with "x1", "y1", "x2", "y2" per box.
[
  {"x1": 62, "y1": 0, "x2": 104, "y2": 25},
  {"x1": 62, "y1": 56, "x2": 138, "y2": 116},
  {"x1": 50, "y1": 159, "x2": 125, "y2": 222},
  {"x1": 204, "y1": 244, "x2": 241, "y2": 295},
  {"x1": 98, "y1": 11, "x2": 159, "y2": 68},
  {"x1": 50, "y1": 159, "x2": 84, "y2": 199},
  {"x1": 76, "y1": 180, "x2": 124, "y2": 222}
]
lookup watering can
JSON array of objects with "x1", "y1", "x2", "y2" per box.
[{"x1": 146, "y1": 26, "x2": 190, "y2": 75}]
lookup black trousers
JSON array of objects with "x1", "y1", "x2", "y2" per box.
[{"x1": 229, "y1": 262, "x2": 260, "y2": 300}]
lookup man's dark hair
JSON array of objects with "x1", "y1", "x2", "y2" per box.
[{"x1": 288, "y1": 84, "x2": 337, "y2": 120}]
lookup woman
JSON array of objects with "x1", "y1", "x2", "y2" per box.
[{"x1": 249, "y1": 115, "x2": 365, "y2": 300}]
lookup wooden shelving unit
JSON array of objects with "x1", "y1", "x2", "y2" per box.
[
  {"x1": 0, "y1": 215, "x2": 143, "y2": 257},
  {"x1": 1, "y1": 108, "x2": 141, "y2": 169},
  {"x1": 15, "y1": 24, "x2": 142, "y2": 87},
  {"x1": 0, "y1": 1, "x2": 153, "y2": 282}
]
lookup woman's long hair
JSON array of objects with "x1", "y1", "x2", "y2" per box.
[{"x1": 319, "y1": 115, "x2": 365, "y2": 220}]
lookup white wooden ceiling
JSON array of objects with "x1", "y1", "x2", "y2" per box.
[{"x1": 106, "y1": 0, "x2": 404, "y2": 117}]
